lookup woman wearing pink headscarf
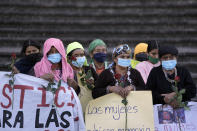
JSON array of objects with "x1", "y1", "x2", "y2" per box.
[
  {"x1": 34, "y1": 38, "x2": 86, "y2": 130},
  {"x1": 34, "y1": 38, "x2": 74, "y2": 82}
]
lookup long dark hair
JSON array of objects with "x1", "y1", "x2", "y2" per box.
[
  {"x1": 21, "y1": 40, "x2": 41, "y2": 56},
  {"x1": 147, "y1": 40, "x2": 159, "y2": 53}
]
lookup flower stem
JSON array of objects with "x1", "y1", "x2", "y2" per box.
[
  {"x1": 12, "y1": 87, "x2": 14, "y2": 110},
  {"x1": 125, "y1": 105, "x2": 128, "y2": 130},
  {"x1": 178, "y1": 115, "x2": 182, "y2": 131}
]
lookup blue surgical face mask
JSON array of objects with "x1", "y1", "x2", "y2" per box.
[
  {"x1": 72, "y1": 56, "x2": 86, "y2": 68},
  {"x1": 162, "y1": 60, "x2": 177, "y2": 70},
  {"x1": 48, "y1": 53, "x2": 62, "y2": 64},
  {"x1": 117, "y1": 58, "x2": 131, "y2": 67},
  {"x1": 93, "y1": 53, "x2": 107, "y2": 63}
]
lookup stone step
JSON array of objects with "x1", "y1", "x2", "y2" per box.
[
  {"x1": 1, "y1": 26, "x2": 197, "y2": 34},
  {"x1": 0, "y1": 0, "x2": 197, "y2": 8}
]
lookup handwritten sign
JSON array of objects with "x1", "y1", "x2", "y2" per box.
[
  {"x1": 154, "y1": 102, "x2": 197, "y2": 131},
  {"x1": 85, "y1": 91, "x2": 154, "y2": 131},
  {"x1": 0, "y1": 71, "x2": 85, "y2": 131}
]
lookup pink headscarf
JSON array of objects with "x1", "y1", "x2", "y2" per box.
[{"x1": 34, "y1": 38, "x2": 74, "y2": 82}]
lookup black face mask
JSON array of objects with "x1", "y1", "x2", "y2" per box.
[
  {"x1": 14, "y1": 53, "x2": 42, "y2": 74},
  {"x1": 25, "y1": 53, "x2": 42, "y2": 63},
  {"x1": 135, "y1": 53, "x2": 148, "y2": 62}
]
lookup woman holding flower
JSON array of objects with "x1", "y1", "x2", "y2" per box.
[
  {"x1": 146, "y1": 45, "x2": 196, "y2": 108},
  {"x1": 33, "y1": 38, "x2": 86, "y2": 131},
  {"x1": 66, "y1": 42, "x2": 98, "y2": 114},
  {"x1": 34, "y1": 38, "x2": 74, "y2": 82},
  {"x1": 13, "y1": 40, "x2": 42, "y2": 75},
  {"x1": 92, "y1": 44, "x2": 145, "y2": 99}
]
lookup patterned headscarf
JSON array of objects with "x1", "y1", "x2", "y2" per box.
[{"x1": 112, "y1": 44, "x2": 131, "y2": 57}]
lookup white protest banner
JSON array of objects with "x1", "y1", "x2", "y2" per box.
[
  {"x1": 154, "y1": 102, "x2": 197, "y2": 131},
  {"x1": 85, "y1": 91, "x2": 155, "y2": 131},
  {"x1": 0, "y1": 71, "x2": 85, "y2": 131}
]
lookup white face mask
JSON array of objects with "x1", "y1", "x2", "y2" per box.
[
  {"x1": 117, "y1": 58, "x2": 131, "y2": 67},
  {"x1": 48, "y1": 53, "x2": 62, "y2": 63},
  {"x1": 72, "y1": 56, "x2": 86, "y2": 68},
  {"x1": 162, "y1": 59, "x2": 177, "y2": 70}
]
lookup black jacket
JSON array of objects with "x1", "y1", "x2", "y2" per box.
[
  {"x1": 92, "y1": 67, "x2": 145, "y2": 99},
  {"x1": 146, "y1": 65, "x2": 196, "y2": 104}
]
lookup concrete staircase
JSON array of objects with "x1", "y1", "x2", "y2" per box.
[{"x1": 0, "y1": 0, "x2": 197, "y2": 99}]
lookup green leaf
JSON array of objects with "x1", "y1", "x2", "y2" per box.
[
  {"x1": 80, "y1": 77, "x2": 86, "y2": 86},
  {"x1": 42, "y1": 85, "x2": 47, "y2": 90},
  {"x1": 179, "y1": 89, "x2": 185, "y2": 94},
  {"x1": 184, "y1": 101, "x2": 188, "y2": 106},
  {"x1": 184, "y1": 106, "x2": 190, "y2": 110},
  {"x1": 122, "y1": 99, "x2": 128, "y2": 106},
  {"x1": 120, "y1": 82, "x2": 124, "y2": 88},
  {"x1": 9, "y1": 80, "x2": 13, "y2": 86},
  {"x1": 172, "y1": 86, "x2": 176, "y2": 92},
  {"x1": 46, "y1": 84, "x2": 51, "y2": 90},
  {"x1": 78, "y1": 71, "x2": 84, "y2": 76},
  {"x1": 5, "y1": 74, "x2": 11, "y2": 77},
  {"x1": 58, "y1": 80, "x2": 61, "y2": 88},
  {"x1": 177, "y1": 95, "x2": 182, "y2": 102},
  {"x1": 51, "y1": 82, "x2": 56, "y2": 85},
  {"x1": 86, "y1": 70, "x2": 92, "y2": 79},
  {"x1": 51, "y1": 88, "x2": 56, "y2": 93},
  {"x1": 87, "y1": 84, "x2": 93, "y2": 90},
  {"x1": 80, "y1": 77, "x2": 85, "y2": 81}
]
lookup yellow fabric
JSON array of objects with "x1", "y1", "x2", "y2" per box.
[
  {"x1": 131, "y1": 59, "x2": 140, "y2": 69},
  {"x1": 66, "y1": 42, "x2": 84, "y2": 55},
  {"x1": 66, "y1": 41, "x2": 88, "y2": 66},
  {"x1": 77, "y1": 71, "x2": 93, "y2": 115},
  {"x1": 133, "y1": 43, "x2": 148, "y2": 59}
]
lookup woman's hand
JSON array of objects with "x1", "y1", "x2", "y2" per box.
[
  {"x1": 67, "y1": 78, "x2": 79, "y2": 91},
  {"x1": 108, "y1": 86, "x2": 125, "y2": 98},
  {"x1": 12, "y1": 66, "x2": 20, "y2": 74},
  {"x1": 161, "y1": 92, "x2": 178, "y2": 108},
  {"x1": 40, "y1": 73, "x2": 54, "y2": 82},
  {"x1": 86, "y1": 77, "x2": 94, "y2": 85},
  {"x1": 122, "y1": 85, "x2": 134, "y2": 98}
]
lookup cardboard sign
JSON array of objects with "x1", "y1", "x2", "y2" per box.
[
  {"x1": 85, "y1": 91, "x2": 154, "y2": 131},
  {"x1": 0, "y1": 71, "x2": 85, "y2": 131}
]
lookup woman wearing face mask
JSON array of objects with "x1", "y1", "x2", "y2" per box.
[
  {"x1": 88, "y1": 39, "x2": 108, "y2": 75},
  {"x1": 146, "y1": 45, "x2": 196, "y2": 107},
  {"x1": 131, "y1": 43, "x2": 148, "y2": 69},
  {"x1": 34, "y1": 38, "x2": 86, "y2": 130},
  {"x1": 34, "y1": 38, "x2": 74, "y2": 83},
  {"x1": 136, "y1": 41, "x2": 160, "y2": 84},
  {"x1": 92, "y1": 44, "x2": 145, "y2": 99},
  {"x1": 13, "y1": 40, "x2": 42, "y2": 75},
  {"x1": 66, "y1": 42, "x2": 98, "y2": 114}
]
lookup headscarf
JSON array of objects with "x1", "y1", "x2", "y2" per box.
[
  {"x1": 112, "y1": 44, "x2": 131, "y2": 58},
  {"x1": 159, "y1": 45, "x2": 178, "y2": 58},
  {"x1": 66, "y1": 42, "x2": 84, "y2": 56},
  {"x1": 88, "y1": 39, "x2": 106, "y2": 53},
  {"x1": 133, "y1": 43, "x2": 148, "y2": 59},
  {"x1": 34, "y1": 38, "x2": 74, "y2": 82},
  {"x1": 21, "y1": 40, "x2": 41, "y2": 56},
  {"x1": 66, "y1": 42, "x2": 88, "y2": 66}
]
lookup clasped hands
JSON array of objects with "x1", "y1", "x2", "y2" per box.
[{"x1": 108, "y1": 85, "x2": 134, "y2": 98}]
